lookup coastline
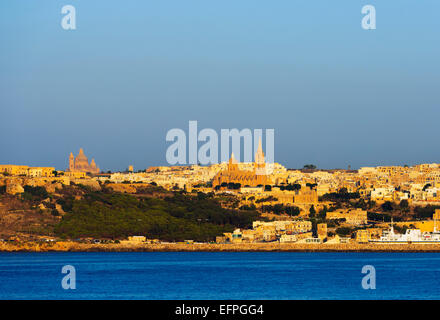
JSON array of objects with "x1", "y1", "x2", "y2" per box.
[{"x1": 2, "y1": 242, "x2": 440, "y2": 253}]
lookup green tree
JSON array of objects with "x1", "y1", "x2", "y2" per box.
[
  {"x1": 309, "y1": 205, "x2": 316, "y2": 218},
  {"x1": 381, "y1": 201, "x2": 394, "y2": 212},
  {"x1": 399, "y1": 199, "x2": 409, "y2": 209},
  {"x1": 335, "y1": 227, "x2": 352, "y2": 236}
]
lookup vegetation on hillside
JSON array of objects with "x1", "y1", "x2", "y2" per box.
[
  {"x1": 319, "y1": 188, "x2": 360, "y2": 202},
  {"x1": 54, "y1": 190, "x2": 261, "y2": 241}
]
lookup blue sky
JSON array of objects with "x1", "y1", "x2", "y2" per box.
[{"x1": 1, "y1": 1, "x2": 439, "y2": 171}]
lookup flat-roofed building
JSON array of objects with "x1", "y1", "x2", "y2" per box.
[
  {"x1": 317, "y1": 223, "x2": 327, "y2": 239},
  {"x1": 326, "y1": 209, "x2": 367, "y2": 226},
  {"x1": 356, "y1": 229, "x2": 370, "y2": 243},
  {"x1": 0, "y1": 165, "x2": 29, "y2": 176}
]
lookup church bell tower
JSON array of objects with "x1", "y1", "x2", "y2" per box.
[{"x1": 68, "y1": 152, "x2": 75, "y2": 171}]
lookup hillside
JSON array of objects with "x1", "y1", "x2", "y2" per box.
[{"x1": 0, "y1": 184, "x2": 261, "y2": 242}]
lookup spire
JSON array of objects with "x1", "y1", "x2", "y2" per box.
[
  {"x1": 258, "y1": 138, "x2": 263, "y2": 154},
  {"x1": 79, "y1": 148, "x2": 84, "y2": 155},
  {"x1": 255, "y1": 138, "x2": 265, "y2": 164},
  {"x1": 228, "y1": 152, "x2": 238, "y2": 171}
]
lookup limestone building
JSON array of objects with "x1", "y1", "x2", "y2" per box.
[
  {"x1": 293, "y1": 187, "x2": 318, "y2": 204},
  {"x1": 0, "y1": 165, "x2": 55, "y2": 177},
  {"x1": 68, "y1": 148, "x2": 100, "y2": 174},
  {"x1": 212, "y1": 140, "x2": 271, "y2": 189},
  {"x1": 326, "y1": 209, "x2": 368, "y2": 226}
]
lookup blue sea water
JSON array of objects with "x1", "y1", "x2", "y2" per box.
[{"x1": 0, "y1": 252, "x2": 439, "y2": 300}]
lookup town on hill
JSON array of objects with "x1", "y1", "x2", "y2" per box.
[{"x1": 2, "y1": 147, "x2": 440, "y2": 250}]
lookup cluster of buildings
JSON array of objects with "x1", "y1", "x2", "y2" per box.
[
  {"x1": 0, "y1": 165, "x2": 55, "y2": 178},
  {"x1": 0, "y1": 148, "x2": 99, "y2": 180},
  {"x1": 102, "y1": 149, "x2": 440, "y2": 211},
  {"x1": 0, "y1": 149, "x2": 100, "y2": 194},
  {"x1": 217, "y1": 220, "x2": 314, "y2": 244},
  {"x1": 4, "y1": 147, "x2": 440, "y2": 244},
  {"x1": 5, "y1": 148, "x2": 440, "y2": 204},
  {"x1": 326, "y1": 209, "x2": 368, "y2": 225},
  {"x1": 4, "y1": 147, "x2": 440, "y2": 213},
  {"x1": 217, "y1": 220, "x2": 347, "y2": 244}
]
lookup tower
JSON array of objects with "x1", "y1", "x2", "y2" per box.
[
  {"x1": 228, "y1": 153, "x2": 238, "y2": 171},
  {"x1": 90, "y1": 158, "x2": 97, "y2": 169},
  {"x1": 254, "y1": 138, "x2": 266, "y2": 175},
  {"x1": 69, "y1": 152, "x2": 75, "y2": 171}
]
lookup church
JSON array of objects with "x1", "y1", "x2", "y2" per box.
[
  {"x1": 68, "y1": 148, "x2": 100, "y2": 174},
  {"x1": 212, "y1": 140, "x2": 271, "y2": 189}
]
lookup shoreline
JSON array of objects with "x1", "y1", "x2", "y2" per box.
[{"x1": 2, "y1": 242, "x2": 440, "y2": 253}]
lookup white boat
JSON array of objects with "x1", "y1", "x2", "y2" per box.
[{"x1": 370, "y1": 218, "x2": 440, "y2": 244}]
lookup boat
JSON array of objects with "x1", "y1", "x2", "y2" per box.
[{"x1": 370, "y1": 218, "x2": 440, "y2": 244}]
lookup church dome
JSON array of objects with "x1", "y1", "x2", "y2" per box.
[{"x1": 76, "y1": 148, "x2": 88, "y2": 162}]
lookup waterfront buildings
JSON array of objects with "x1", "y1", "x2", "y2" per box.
[{"x1": 220, "y1": 220, "x2": 313, "y2": 244}]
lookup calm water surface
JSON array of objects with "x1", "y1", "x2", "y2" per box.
[{"x1": 0, "y1": 252, "x2": 439, "y2": 299}]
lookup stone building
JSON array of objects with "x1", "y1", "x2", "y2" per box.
[
  {"x1": 317, "y1": 223, "x2": 328, "y2": 239},
  {"x1": 326, "y1": 208, "x2": 368, "y2": 226},
  {"x1": 212, "y1": 140, "x2": 271, "y2": 189},
  {"x1": 0, "y1": 165, "x2": 54, "y2": 177},
  {"x1": 68, "y1": 148, "x2": 100, "y2": 174},
  {"x1": 292, "y1": 187, "x2": 318, "y2": 204},
  {"x1": 356, "y1": 229, "x2": 370, "y2": 243}
]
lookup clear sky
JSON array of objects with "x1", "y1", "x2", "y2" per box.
[{"x1": 1, "y1": 1, "x2": 439, "y2": 171}]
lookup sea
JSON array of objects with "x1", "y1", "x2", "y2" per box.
[{"x1": 0, "y1": 252, "x2": 439, "y2": 300}]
